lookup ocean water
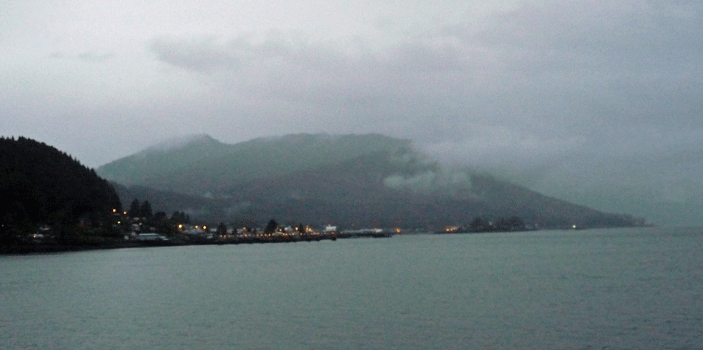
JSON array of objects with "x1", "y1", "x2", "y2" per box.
[{"x1": 1, "y1": 227, "x2": 702, "y2": 349}]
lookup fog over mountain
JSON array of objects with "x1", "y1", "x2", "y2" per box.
[
  {"x1": 100, "y1": 133, "x2": 482, "y2": 196},
  {"x1": 141, "y1": 133, "x2": 217, "y2": 153},
  {"x1": 4, "y1": 1, "x2": 702, "y2": 226},
  {"x1": 103, "y1": 133, "x2": 699, "y2": 226},
  {"x1": 99, "y1": 133, "x2": 644, "y2": 229}
]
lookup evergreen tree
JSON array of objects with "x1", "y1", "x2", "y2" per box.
[
  {"x1": 507, "y1": 216, "x2": 526, "y2": 231},
  {"x1": 128, "y1": 199, "x2": 140, "y2": 218},
  {"x1": 264, "y1": 219, "x2": 278, "y2": 234},
  {"x1": 140, "y1": 200, "x2": 153, "y2": 219},
  {"x1": 171, "y1": 211, "x2": 190, "y2": 224},
  {"x1": 153, "y1": 211, "x2": 168, "y2": 222},
  {"x1": 0, "y1": 136, "x2": 122, "y2": 244},
  {"x1": 470, "y1": 217, "x2": 490, "y2": 232},
  {"x1": 217, "y1": 222, "x2": 228, "y2": 236}
]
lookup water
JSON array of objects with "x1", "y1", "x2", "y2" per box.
[{"x1": 2, "y1": 227, "x2": 702, "y2": 349}]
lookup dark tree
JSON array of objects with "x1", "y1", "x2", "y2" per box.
[
  {"x1": 140, "y1": 200, "x2": 153, "y2": 219},
  {"x1": 128, "y1": 199, "x2": 140, "y2": 218},
  {"x1": 507, "y1": 216, "x2": 526, "y2": 231},
  {"x1": 0, "y1": 136, "x2": 122, "y2": 244},
  {"x1": 171, "y1": 211, "x2": 190, "y2": 224},
  {"x1": 153, "y1": 211, "x2": 168, "y2": 222},
  {"x1": 495, "y1": 217, "x2": 510, "y2": 232},
  {"x1": 470, "y1": 217, "x2": 490, "y2": 232},
  {"x1": 217, "y1": 222, "x2": 228, "y2": 236},
  {"x1": 264, "y1": 219, "x2": 278, "y2": 234}
]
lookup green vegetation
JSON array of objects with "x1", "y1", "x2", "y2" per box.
[
  {"x1": 264, "y1": 219, "x2": 279, "y2": 234},
  {"x1": 1, "y1": 136, "x2": 122, "y2": 248},
  {"x1": 115, "y1": 198, "x2": 191, "y2": 237}
]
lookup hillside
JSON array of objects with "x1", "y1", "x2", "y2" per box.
[
  {"x1": 100, "y1": 133, "x2": 644, "y2": 229},
  {"x1": 98, "y1": 133, "x2": 410, "y2": 195},
  {"x1": 0, "y1": 136, "x2": 122, "y2": 244}
]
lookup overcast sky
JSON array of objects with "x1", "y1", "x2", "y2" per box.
[{"x1": 2, "y1": 0, "x2": 702, "y2": 224}]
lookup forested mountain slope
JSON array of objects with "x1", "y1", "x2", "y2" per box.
[
  {"x1": 101, "y1": 134, "x2": 644, "y2": 230},
  {"x1": 1, "y1": 137, "x2": 122, "y2": 241}
]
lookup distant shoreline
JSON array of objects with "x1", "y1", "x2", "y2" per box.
[{"x1": 0, "y1": 232, "x2": 398, "y2": 255}]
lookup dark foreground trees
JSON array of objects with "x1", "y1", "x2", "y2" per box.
[
  {"x1": 127, "y1": 199, "x2": 154, "y2": 219},
  {"x1": 1, "y1": 136, "x2": 122, "y2": 246}
]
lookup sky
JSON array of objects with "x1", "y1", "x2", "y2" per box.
[{"x1": 2, "y1": 0, "x2": 703, "y2": 225}]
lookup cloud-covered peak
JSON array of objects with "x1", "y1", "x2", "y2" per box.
[
  {"x1": 5, "y1": 0, "x2": 703, "y2": 224},
  {"x1": 143, "y1": 134, "x2": 220, "y2": 153}
]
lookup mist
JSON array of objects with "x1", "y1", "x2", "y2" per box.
[{"x1": 3, "y1": 0, "x2": 702, "y2": 225}]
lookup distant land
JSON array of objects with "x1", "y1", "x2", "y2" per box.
[{"x1": 98, "y1": 133, "x2": 646, "y2": 230}]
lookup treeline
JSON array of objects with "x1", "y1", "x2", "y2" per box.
[
  {"x1": 468, "y1": 216, "x2": 528, "y2": 232},
  {"x1": 126, "y1": 197, "x2": 190, "y2": 223},
  {"x1": 441, "y1": 216, "x2": 529, "y2": 233},
  {"x1": 121, "y1": 198, "x2": 191, "y2": 235},
  {"x1": 0, "y1": 136, "x2": 122, "y2": 244}
]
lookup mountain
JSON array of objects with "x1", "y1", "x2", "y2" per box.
[
  {"x1": 1, "y1": 136, "x2": 122, "y2": 242},
  {"x1": 99, "y1": 133, "x2": 644, "y2": 229},
  {"x1": 98, "y1": 133, "x2": 410, "y2": 195}
]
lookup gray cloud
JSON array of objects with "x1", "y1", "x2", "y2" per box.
[
  {"x1": 148, "y1": 32, "x2": 472, "y2": 101},
  {"x1": 76, "y1": 52, "x2": 116, "y2": 63},
  {"x1": 4, "y1": 0, "x2": 703, "y2": 224},
  {"x1": 50, "y1": 51, "x2": 116, "y2": 63},
  {"x1": 142, "y1": 2, "x2": 703, "y2": 213},
  {"x1": 149, "y1": 37, "x2": 239, "y2": 72},
  {"x1": 383, "y1": 168, "x2": 473, "y2": 194},
  {"x1": 145, "y1": 2, "x2": 703, "y2": 120}
]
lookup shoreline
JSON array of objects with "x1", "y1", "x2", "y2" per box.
[{"x1": 0, "y1": 232, "x2": 397, "y2": 255}]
